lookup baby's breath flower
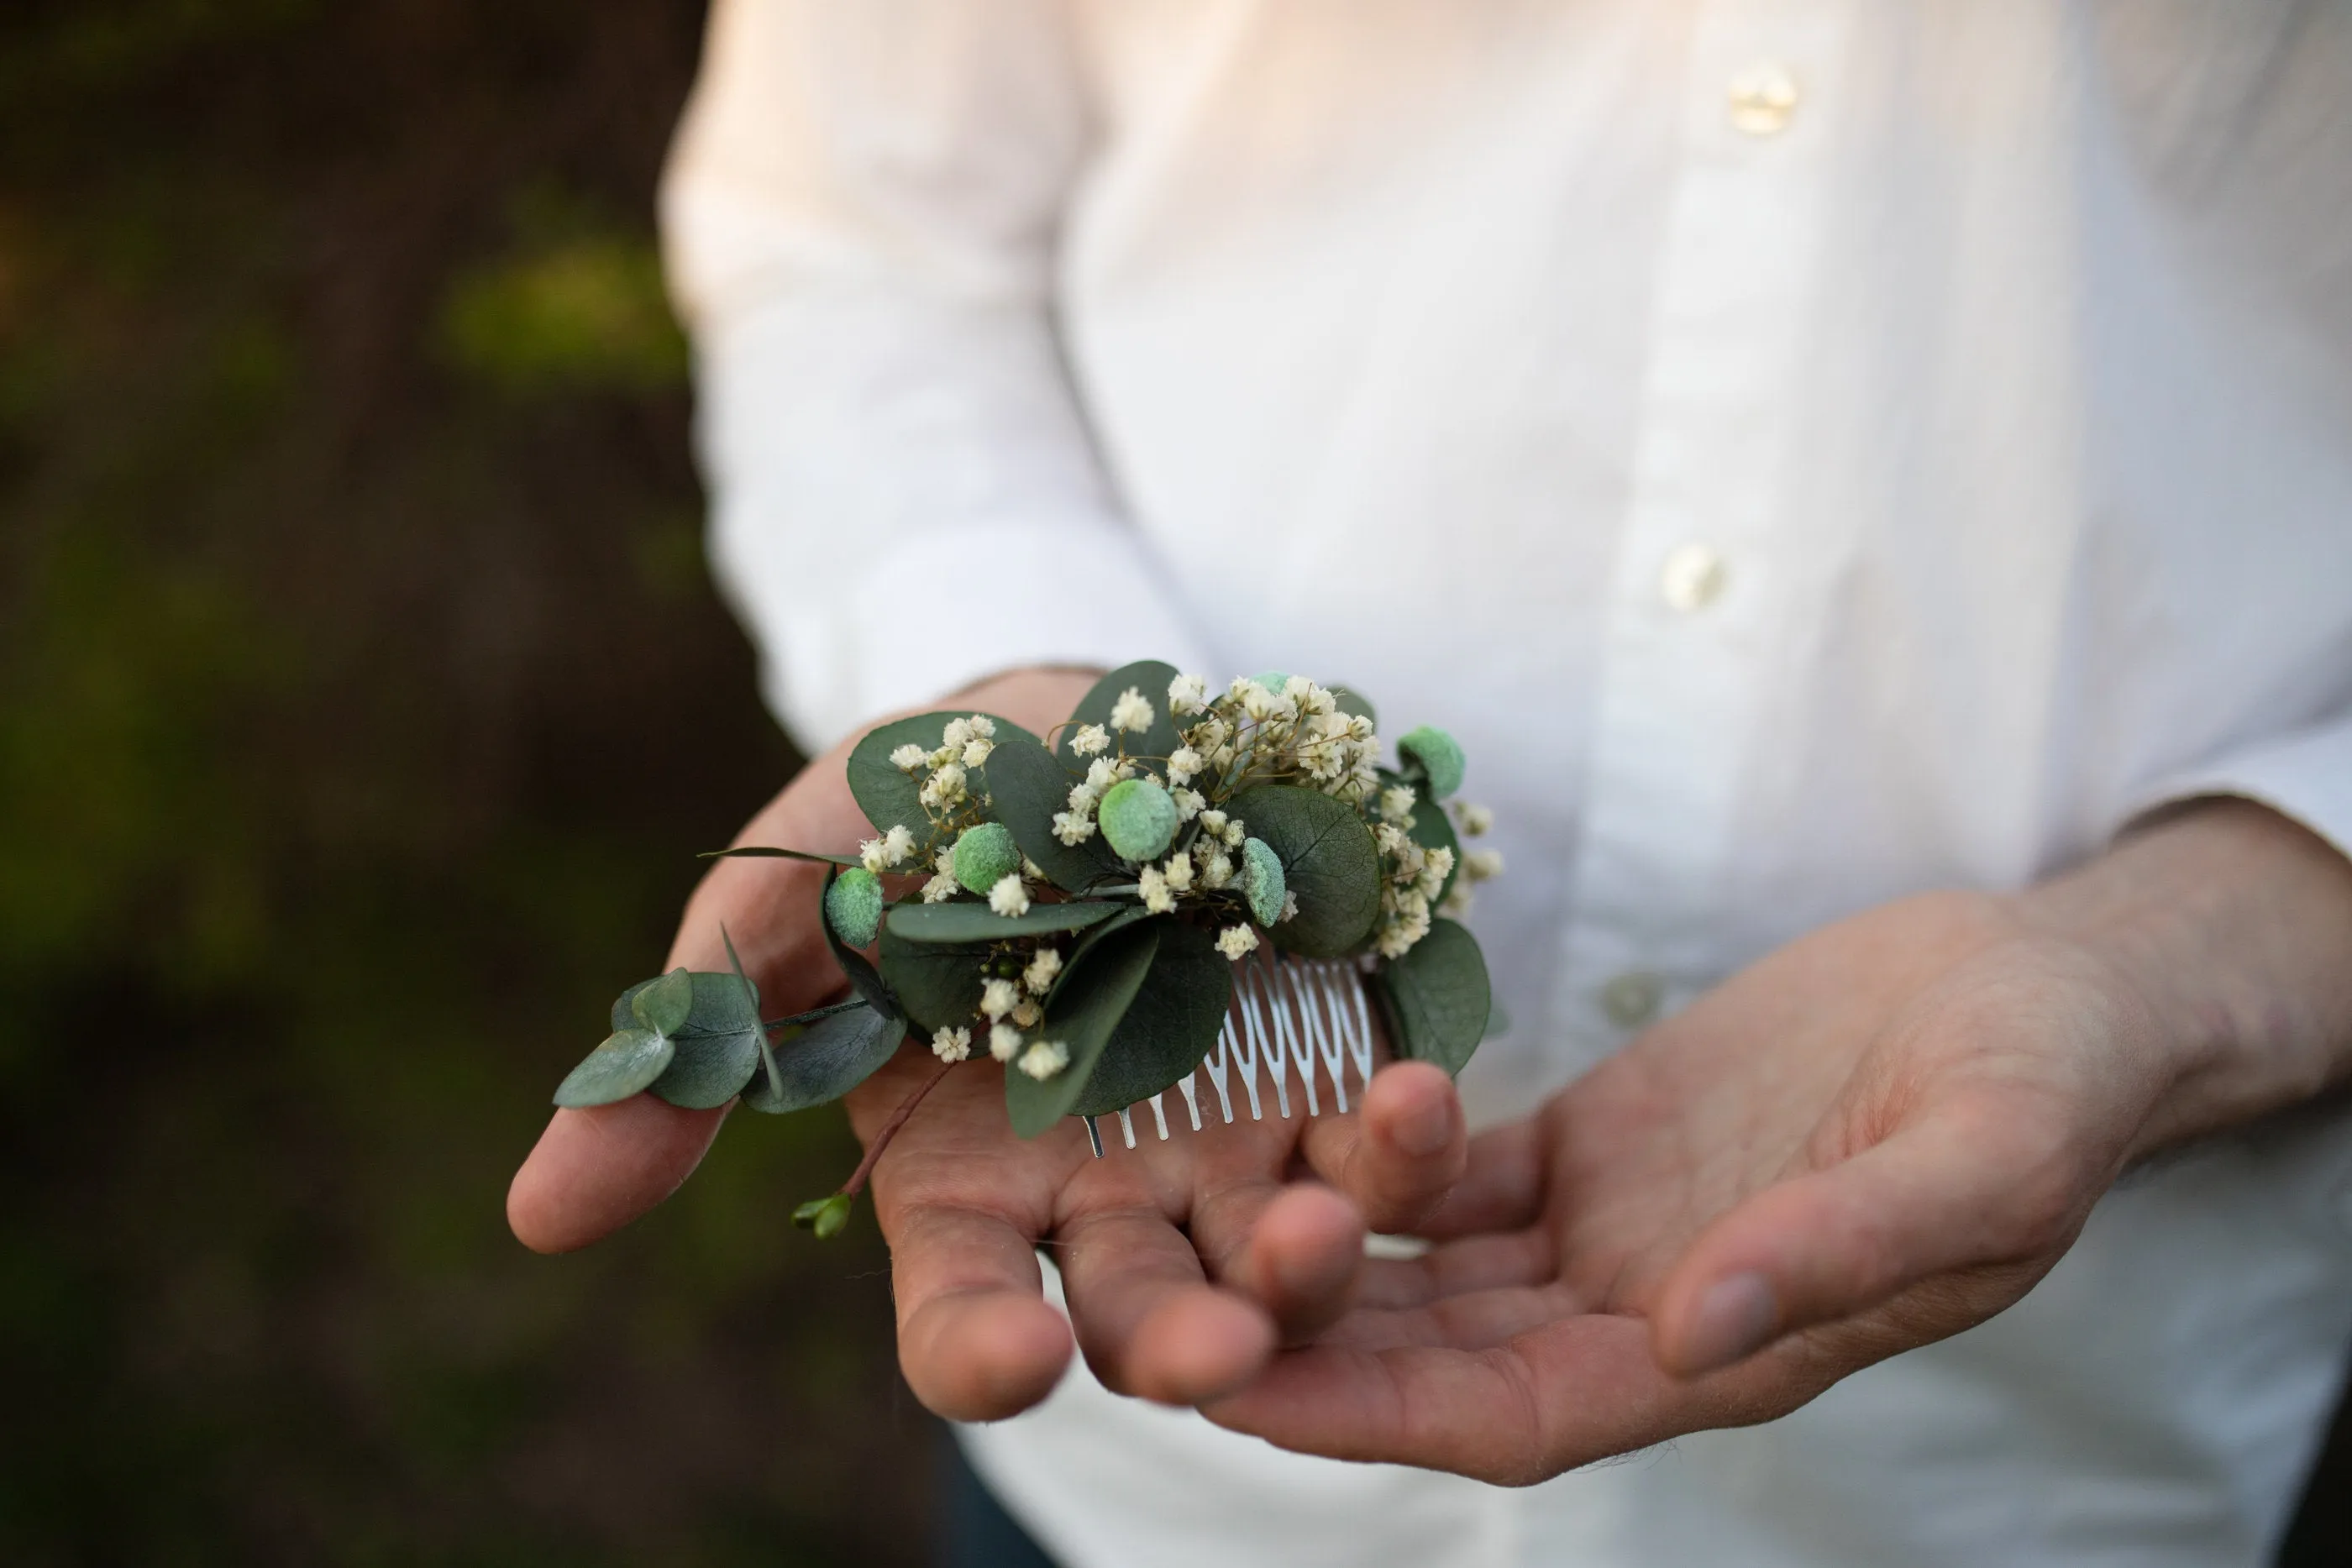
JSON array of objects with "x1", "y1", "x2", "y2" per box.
[
  {"x1": 942, "y1": 717, "x2": 973, "y2": 750},
  {"x1": 1012, "y1": 999, "x2": 1042, "y2": 1028},
  {"x1": 1070, "y1": 723, "x2": 1110, "y2": 757},
  {"x1": 1279, "y1": 890, "x2": 1299, "y2": 923},
  {"x1": 989, "y1": 874, "x2": 1031, "y2": 918},
  {"x1": 1109, "y1": 687, "x2": 1154, "y2": 734},
  {"x1": 881, "y1": 824, "x2": 916, "y2": 867},
  {"x1": 931, "y1": 1025, "x2": 972, "y2": 1063},
  {"x1": 1017, "y1": 1040, "x2": 1070, "y2": 1081},
  {"x1": 1200, "y1": 850, "x2": 1233, "y2": 890},
  {"x1": 1375, "y1": 822, "x2": 1411, "y2": 857},
  {"x1": 989, "y1": 1024, "x2": 1022, "y2": 1062},
  {"x1": 1417, "y1": 845, "x2": 1457, "y2": 899},
  {"x1": 1160, "y1": 852, "x2": 1193, "y2": 893},
  {"x1": 1221, "y1": 820, "x2": 1246, "y2": 848},
  {"x1": 920, "y1": 762, "x2": 969, "y2": 810},
  {"x1": 962, "y1": 737, "x2": 995, "y2": 768},
  {"x1": 934, "y1": 844, "x2": 957, "y2": 872},
  {"x1": 859, "y1": 837, "x2": 888, "y2": 873},
  {"x1": 921, "y1": 873, "x2": 958, "y2": 904},
  {"x1": 1215, "y1": 925, "x2": 1260, "y2": 962},
  {"x1": 1464, "y1": 848, "x2": 1504, "y2": 883},
  {"x1": 1084, "y1": 758, "x2": 1120, "y2": 793},
  {"x1": 981, "y1": 978, "x2": 1021, "y2": 1021},
  {"x1": 1137, "y1": 864, "x2": 1176, "y2": 915},
  {"x1": 1456, "y1": 802, "x2": 1494, "y2": 836},
  {"x1": 1197, "y1": 809, "x2": 1228, "y2": 838},
  {"x1": 1023, "y1": 949, "x2": 1061, "y2": 994},
  {"x1": 1168, "y1": 673, "x2": 1209, "y2": 715},
  {"x1": 890, "y1": 743, "x2": 928, "y2": 772},
  {"x1": 965, "y1": 715, "x2": 996, "y2": 739},
  {"x1": 1052, "y1": 810, "x2": 1098, "y2": 845},
  {"x1": 1379, "y1": 784, "x2": 1418, "y2": 826},
  {"x1": 1166, "y1": 747, "x2": 1203, "y2": 786},
  {"x1": 1172, "y1": 788, "x2": 1205, "y2": 822}
]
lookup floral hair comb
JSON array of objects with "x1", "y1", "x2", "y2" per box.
[{"x1": 549, "y1": 662, "x2": 1500, "y2": 1235}]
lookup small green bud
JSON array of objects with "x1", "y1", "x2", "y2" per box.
[
  {"x1": 952, "y1": 822, "x2": 1021, "y2": 895},
  {"x1": 1397, "y1": 725, "x2": 1466, "y2": 800},
  {"x1": 1098, "y1": 777, "x2": 1178, "y2": 863},
  {"x1": 792, "y1": 1192, "x2": 856, "y2": 1240},
  {"x1": 1240, "y1": 837, "x2": 1287, "y2": 926},
  {"x1": 824, "y1": 868, "x2": 884, "y2": 947}
]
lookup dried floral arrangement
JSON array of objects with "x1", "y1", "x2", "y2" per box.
[{"x1": 549, "y1": 662, "x2": 1500, "y2": 1235}]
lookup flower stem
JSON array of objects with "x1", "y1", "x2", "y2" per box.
[{"x1": 839, "y1": 1056, "x2": 955, "y2": 1199}]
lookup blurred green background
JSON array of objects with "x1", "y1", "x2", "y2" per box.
[
  {"x1": 0, "y1": 2, "x2": 931, "y2": 1562},
  {"x1": 2, "y1": 3, "x2": 2347, "y2": 1565}
]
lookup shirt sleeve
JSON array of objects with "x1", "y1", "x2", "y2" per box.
[
  {"x1": 659, "y1": 0, "x2": 1215, "y2": 751},
  {"x1": 2123, "y1": 711, "x2": 2352, "y2": 863}
]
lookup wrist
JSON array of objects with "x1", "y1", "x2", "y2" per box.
[{"x1": 2012, "y1": 798, "x2": 2352, "y2": 1160}]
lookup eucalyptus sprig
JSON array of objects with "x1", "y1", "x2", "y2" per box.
[{"x1": 551, "y1": 663, "x2": 1504, "y2": 1235}]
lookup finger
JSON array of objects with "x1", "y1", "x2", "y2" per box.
[
  {"x1": 1410, "y1": 1117, "x2": 1546, "y2": 1240},
  {"x1": 1193, "y1": 1180, "x2": 1368, "y2": 1344},
  {"x1": 1357, "y1": 1226, "x2": 1555, "y2": 1309},
  {"x1": 891, "y1": 1200, "x2": 1074, "y2": 1422},
  {"x1": 507, "y1": 1096, "x2": 728, "y2": 1253},
  {"x1": 1649, "y1": 1100, "x2": 2086, "y2": 1378},
  {"x1": 1297, "y1": 1061, "x2": 1467, "y2": 1234},
  {"x1": 1056, "y1": 1204, "x2": 1277, "y2": 1405}
]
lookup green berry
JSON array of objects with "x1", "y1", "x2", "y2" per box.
[
  {"x1": 1250, "y1": 669, "x2": 1290, "y2": 692},
  {"x1": 1397, "y1": 725, "x2": 1466, "y2": 799},
  {"x1": 1099, "y1": 777, "x2": 1179, "y2": 863},
  {"x1": 1241, "y1": 836, "x2": 1286, "y2": 927},
  {"x1": 952, "y1": 822, "x2": 1021, "y2": 894},
  {"x1": 824, "y1": 868, "x2": 884, "y2": 947}
]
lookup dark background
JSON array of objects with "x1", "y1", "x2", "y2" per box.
[{"x1": 0, "y1": 3, "x2": 2343, "y2": 1564}]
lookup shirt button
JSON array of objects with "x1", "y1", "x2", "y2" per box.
[
  {"x1": 1660, "y1": 543, "x2": 1729, "y2": 611},
  {"x1": 1727, "y1": 61, "x2": 1800, "y2": 136},
  {"x1": 1599, "y1": 971, "x2": 1665, "y2": 1030}
]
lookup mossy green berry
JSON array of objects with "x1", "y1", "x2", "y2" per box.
[
  {"x1": 1397, "y1": 725, "x2": 1466, "y2": 799},
  {"x1": 1099, "y1": 777, "x2": 1179, "y2": 863},
  {"x1": 824, "y1": 868, "x2": 885, "y2": 947},
  {"x1": 952, "y1": 821, "x2": 1021, "y2": 895},
  {"x1": 1240, "y1": 836, "x2": 1287, "y2": 926}
]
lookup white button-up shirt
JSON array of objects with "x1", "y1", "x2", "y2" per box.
[{"x1": 663, "y1": 3, "x2": 2352, "y2": 1563}]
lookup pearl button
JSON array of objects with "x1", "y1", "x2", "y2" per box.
[
  {"x1": 1599, "y1": 971, "x2": 1665, "y2": 1030},
  {"x1": 1728, "y1": 61, "x2": 1800, "y2": 136},
  {"x1": 1660, "y1": 543, "x2": 1729, "y2": 611}
]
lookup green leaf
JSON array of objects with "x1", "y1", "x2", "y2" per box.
[
  {"x1": 742, "y1": 1003, "x2": 907, "y2": 1114},
  {"x1": 876, "y1": 931, "x2": 993, "y2": 1034},
  {"x1": 1328, "y1": 684, "x2": 1377, "y2": 732},
  {"x1": 627, "y1": 968, "x2": 765, "y2": 1110},
  {"x1": 697, "y1": 846, "x2": 863, "y2": 868},
  {"x1": 1381, "y1": 768, "x2": 1462, "y2": 911},
  {"x1": 980, "y1": 732, "x2": 1125, "y2": 892},
  {"x1": 629, "y1": 967, "x2": 694, "y2": 1037},
  {"x1": 844, "y1": 711, "x2": 1040, "y2": 838},
  {"x1": 885, "y1": 899, "x2": 1122, "y2": 946},
  {"x1": 1373, "y1": 918, "x2": 1491, "y2": 1076},
  {"x1": 719, "y1": 925, "x2": 784, "y2": 1107},
  {"x1": 554, "y1": 1028, "x2": 675, "y2": 1108},
  {"x1": 1227, "y1": 784, "x2": 1381, "y2": 958},
  {"x1": 1058, "y1": 661, "x2": 1184, "y2": 773},
  {"x1": 1006, "y1": 918, "x2": 1160, "y2": 1137},
  {"x1": 820, "y1": 864, "x2": 899, "y2": 1019},
  {"x1": 1068, "y1": 918, "x2": 1232, "y2": 1116},
  {"x1": 609, "y1": 971, "x2": 762, "y2": 1035}
]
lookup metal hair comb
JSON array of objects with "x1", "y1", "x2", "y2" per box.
[{"x1": 1082, "y1": 947, "x2": 1376, "y2": 1156}]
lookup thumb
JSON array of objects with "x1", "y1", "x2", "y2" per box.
[{"x1": 1649, "y1": 1099, "x2": 2088, "y2": 1378}]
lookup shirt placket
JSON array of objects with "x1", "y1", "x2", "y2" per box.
[{"x1": 1550, "y1": 0, "x2": 1851, "y2": 1059}]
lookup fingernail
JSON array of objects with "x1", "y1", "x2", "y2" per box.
[
  {"x1": 1682, "y1": 1272, "x2": 1779, "y2": 1375},
  {"x1": 1391, "y1": 1093, "x2": 1452, "y2": 1157}
]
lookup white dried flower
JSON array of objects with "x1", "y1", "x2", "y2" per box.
[
  {"x1": 921, "y1": 873, "x2": 958, "y2": 904},
  {"x1": 1464, "y1": 848, "x2": 1504, "y2": 883},
  {"x1": 1160, "y1": 853, "x2": 1193, "y2": 893},
  {"x1": 1172, "y1": 787, "x2": 1205, "y2": 822},
  {"x1": 1109, "y1": 687, "x2": 1153, "y2": 734},
  {"x1": 1198, "y1": 809, "x2": 1228, "y2": 838},
  {"x1": 981, "y1": 978, "x2": 1021, "y2": 1021},
  {"x1": 962, "y1": 737, "x2": 995, "y2": 768},
  {"x1": 1215, "y1": 925, "x2": 1260, "y2": 962},
  {"x1": 1200, "y1": 850, "x2": 1233, "y2": 890},
  {"x1": 965, "y1": 715, "x2": 996, "y2": 739},
  {"x1": 1137, "y1": 864, "x2": 1176, "y2": 915},
  {"x1": 1457, "y1": 802, "x2": 1494, "y2": 836},
  {"x1": 1168, "y1": 673, "x2": 1209, "y2": 715},
  {"x1": 1052, "y1": 810, "x2": 1097, "y2": 846},
  {"x1": 1375, "y1": 822, "x2": 1411, "y2": 857},
  {"x1": 931, "y1": 1025, "x2": 972, "y2": 1063},
  {"x1": 989, "y1": 874, "x2": 1031, "y2": 917},
  {"x1": 1279, "y1": 890, "x2": 1299, "y2": 923},
  {"x1": 920, "y1": 762, "x2": 968, "y2": 809},
  {"x1": 890, "y1": 743, "x2": 928, "y2": 772},
  {"x1": 859, "y1": 837, "x2": 888, "y2": 873},
  {"x1": 881, "y1": 824, "x2": 916, "y2": 867},
  {"x1": 1017, "y1": 1040, "x2": 1070, "y2": 1081},
  {"x1": 1418, "y1": 845, "x2": 1457, "y2": 899},
  {"x1": 989, "y1": 1023, "x2": 1022, "y2": 1062},
  {"x1": 942, "y1": 717, "x2": 973, "y2": 750},
  {"x1": 1166, "y1": 747, "x2": 1203, "y2": 786},
  {"x1": 1023, "y1": 949, "x2": 1062, "y2": 994},
  {"x1": 1380, "y1": 784, "x2": 1418, "y2": 826},
  {"x1": 1011, "y1": 999, "x2": 1042, "y2": 1028},
  {"x1": 1070, "y1": 723, "x2": 1110, "y2": 757},
  {"x1": 1221, "y1": 820, "x2": 1245, "y2": 848},
  {"x1": 1084, "y1": 758, "x2": 1120, "y2": 793}
]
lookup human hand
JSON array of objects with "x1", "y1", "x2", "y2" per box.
[
  {"x1": 1202, "y1": 800, "x2": 2352, "y2": 1482},
  {"x1": 507, "y1": 665, "x2": 1471, "y2": 1420}
]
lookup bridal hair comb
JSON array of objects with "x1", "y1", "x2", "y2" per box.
[{"x1": 550, "y1": 662, "x2": 1499, "y2": 1233}]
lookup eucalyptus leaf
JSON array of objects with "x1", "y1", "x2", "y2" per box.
[
  {"x1": 629, "y1": 967, "x2": 694, "y2": 1037},
  {"x1": 649, "y1": 1027, "x2": 764, "y2": 1110},
  {"x1": 980, "y1": 732, "x2": 1125, "y2": 892},
  {"x1": 820, "y1": 863, "x2": 899, "y2": 1019},
  {"x1": 1373, "y1": 918, "x2": 1491, "y2": 1076},
  {"x1": 1226, "y1": 784, "x2": 1381, "y2": 958},
  {"x1": 844, "y1": 711, "x2": 1040, "y2": 838},
  {"x1": 608, "y1": 971, "x2": 762, "y2": 1036},
  {"x1": 698, "y1": 846, "x2": 863, "y2": 868},
  {"x1": 1006, "y1": 918, "x2": 1160, "y2": 1137},
  {"x1": 742, "y1": 1003, "x2": 907, "y2": 1114},
  {"x1": 876, "y1": 931, "x2": 993, "y2": 1034},
  {"x1": 885, "y1": 899, "x2": 1121, "y2": 945},
  {"x1": 553, "y1": 1028, "x2": 675, "y2": 1108},
  {"x1": 1067, "y1": 918, "x2": 1231, "y2": 1116},
  {"x1": 1058, "y1": 660, "x2": 1184, "y2": 773}
]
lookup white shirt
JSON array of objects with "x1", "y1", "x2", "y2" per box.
[{"x1": 662, "y1": 3, "x2": 2352, "y2": 1564}]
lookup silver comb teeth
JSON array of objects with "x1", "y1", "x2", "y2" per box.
[{"x1": 1082, "y1": 947, "x2": 1377, "y2": 1156}]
